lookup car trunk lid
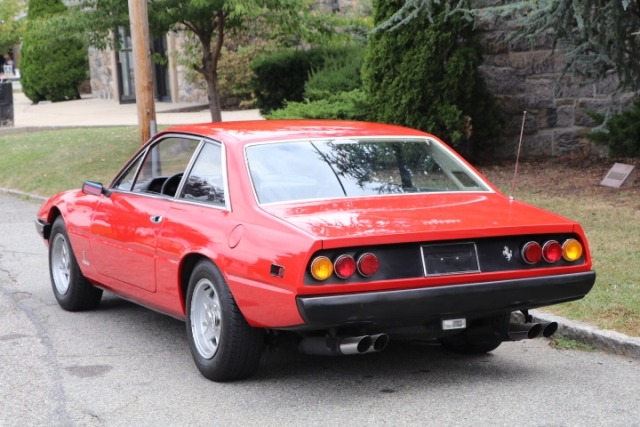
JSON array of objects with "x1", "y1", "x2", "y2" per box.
[{"x1": 260, "y1": 193, "x2": 579, "y2": 248}]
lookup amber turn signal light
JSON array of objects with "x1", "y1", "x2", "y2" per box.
[
  {"x1": 310, "y1": 256, "x2": 333, "y2": 281},
  {"x1": 562, "y1": 239, "x2": 583, "y2": 262}
]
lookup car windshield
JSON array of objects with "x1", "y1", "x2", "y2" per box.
[{"x1": 245, "y1": 137, "x2": 491, "y2": 204}]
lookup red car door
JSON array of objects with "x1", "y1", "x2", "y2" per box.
[
  {"x1": 87, "y1": 134, "x2": 202, "y2": 292},
  {"x1": 89, "y1": 193, "x2": 170, "y2": 292}
]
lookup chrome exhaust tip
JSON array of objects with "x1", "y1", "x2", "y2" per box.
[{"x1": 363, "y1": 333, "x2": 390, "y2": 353}]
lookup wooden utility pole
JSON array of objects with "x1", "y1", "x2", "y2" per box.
[{"x1": 128, "y1": 0, "x2": 156, "y2": 145}]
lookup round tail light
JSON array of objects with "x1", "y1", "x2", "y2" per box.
[
  {"x1": 542, "y1": 240, "x2": 563, "y2": 263},
  {"x1": 521, "y1": 241, "x2": 542, "y2": 264},
  {"x1": 334, "y1": 255, "x2": 357, "y2": 279},
  {"x1": 562, "y1": 239, "x2": 583, "y2": 262},
  {"x1": 357, "y1": 253, "x2": 379, "y2": 277},
  {"x1": 310, "y1": 256, "x2": 333, "y2": 281}
]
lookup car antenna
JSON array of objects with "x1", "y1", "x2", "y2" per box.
[{"x1": 510, "y1": 110, "x2": 527, "y2": 201}]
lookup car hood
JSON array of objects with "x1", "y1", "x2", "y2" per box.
[{"x1": 260, "y1": 193, "x2": 580, "y2": 248}]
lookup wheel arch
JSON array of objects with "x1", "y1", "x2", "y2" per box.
[
  {"x1": 179, "y1": 253, "x2": 219, "y2": 313},
  {"x1": 42, "y1": 206, "x2": 63, "y2": 240}
]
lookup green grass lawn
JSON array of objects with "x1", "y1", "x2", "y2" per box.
[
  {"x1": 1, "y1": 127, "x2": 638, "y2": 337},
  {"x1": 0, "y1": 127, "x2": 141, "y2": 196}
]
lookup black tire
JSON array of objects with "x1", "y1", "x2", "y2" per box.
[
  {"x1": 48, "y1": 217, "x2": 103, "y2": 311},
  {"x1": 185, "y1": 260, "x2": 265, "y2": 382}
]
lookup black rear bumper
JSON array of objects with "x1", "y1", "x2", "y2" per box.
[{"x1": 296, "y1": 271, "x2": 596, "y2": 328}]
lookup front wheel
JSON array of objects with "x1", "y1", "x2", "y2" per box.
[
  {"x1": 186, "y1": 260, "x2": 265, "y2": 382},
  {"x1": 49, "y1": 217, "x2": 102, "y2": 311}
]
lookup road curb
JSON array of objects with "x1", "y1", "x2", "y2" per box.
[
  {"x1": 0, "y1": 187, "x2": 46, "y2": 201},
  {"x1": 532, "y1": 310, "x2": 640, "y2": 359}
]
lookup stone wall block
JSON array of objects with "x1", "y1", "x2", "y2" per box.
[
  {"x1": 534, "y1": 107, "x2": 558, "y2": 129},
  {"x1": 479, "y1": 31, "x2": 510, "y2": 55},
  {"x1": 575, "y1": 99, "x2": 614, "y2": 127},
  {"x1": 553, "y1": 78, "x2": 595, "y2": 99},
  {"x1": 555, "y1": 102, "x2": 575, "y2": 128},
  {"x1": 507, "y1": 50, "x2": 566, "y2": 75},
  {"x1": 554, "y1": 129, "x2": 584, "y2": 155},
  {"x1": 593, "y1": 73, "x2": 621, "y2": 96},
  {"x1": 521, "y1": 131, "x2": 554, "y2": 157},
  {"x1": 480, "y1": 66, "x2": 526, "y2": 94}
]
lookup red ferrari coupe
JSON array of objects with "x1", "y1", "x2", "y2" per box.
[{"x1": 35, "y1": 120, "x2": 595, "y2": 381}]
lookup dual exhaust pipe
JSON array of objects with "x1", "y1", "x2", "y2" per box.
[
  {"x1": 299, "y1": 333, "x2": 390, "y2": 356},
  {"x1": 507, "y1": 321, "x2": 558, "y2": 341}
]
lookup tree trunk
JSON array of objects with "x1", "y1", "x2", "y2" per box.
[
  {"x1": 199, "y1": 11, "x2": 225, "y2": 123},
  {"x1": 206, "y1": 72, "x2": 223, "y2": 122}
]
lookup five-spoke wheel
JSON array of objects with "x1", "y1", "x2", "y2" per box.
[
  {"x1": 186, "y1": 260, "x2": 265, "y2": 381},
  {"x1": 48, "y1": 217, "x2": 102, "y2": 311}
]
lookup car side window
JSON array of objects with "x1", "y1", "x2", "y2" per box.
[
  {"x1": 113, "y1": 136, "x2": 200, "y2": 196},
  {"x1": 114, "y1": 154, "x2": 144, "y2": 192},
  {"x1": 179, "y1": 142, "x2": 225, "y2": 207}
]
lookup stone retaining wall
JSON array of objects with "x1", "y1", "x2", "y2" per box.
[{"x1": 475, "y1": 1, "x2": 634, "y2": 158}]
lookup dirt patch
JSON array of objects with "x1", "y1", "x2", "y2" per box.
[{"x1": 477, "y1": 156, "x2": 640, "y2": 208}]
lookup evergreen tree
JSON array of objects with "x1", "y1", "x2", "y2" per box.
[
  {"x1": 520, "y1": 0, "x2": 640, "y2": 90},
  {"x1": 362, "y1": 0, "x2": 501, "y2": 158},
  {"x1": 20, "y1": 0, "x2": 88, "y2": 103},
  {"x1": 379, "y1": 0, "x2": 640, "y2": 90}
]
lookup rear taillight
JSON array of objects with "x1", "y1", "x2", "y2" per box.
[
  {"x1": 357, "y1": 253, "x2": 379, "y2": 277},
  {"x1": 522, "y1": 238, "x2": 583, "y2": 265},
  {"x1": 522, "y1": 241, "x2": 542, "y2": 264},
  {"x1": 542, "y1": 240, "x2": 563, "y2": 263},
  {"x1": 334, "y1": 255, "x2": 357, "y2": 279},
  {"x1": 310, "y1": 252, "x2": 380, "y2": 281}
]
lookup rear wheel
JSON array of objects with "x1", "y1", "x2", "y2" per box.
[
  {"x1": 186, "y1": 260, "x2": 265, "y2": 382},
  {"x1": 49, "y1": 217, "x2": 102, "y2": 311}
]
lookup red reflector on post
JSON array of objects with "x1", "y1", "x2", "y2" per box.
[{"x1": 334, "y1": 255, "x2": 356, "y2": 279}]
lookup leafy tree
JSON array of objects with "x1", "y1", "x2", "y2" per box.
[
  {"x1": 0, "y1": 0, "x2": 24, "y2": 55},
  {"x1": 78, "y1": 0, "x2": 329, "y2": 122},
  {"x1": 588, "y1": 102, "x2": 640, "y2": 157},
  {"x1": 362, "y1": 0, "x2": 501, "y2": 157},
  {"x1": 20, "y1": 0, "x2": 88, "y2": 102}
]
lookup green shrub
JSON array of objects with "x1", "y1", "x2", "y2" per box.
[
  {"x1": 362, "y1": 0, "x2": 502, "y2": 159},
  {"x1": 250, "y1": 48, "x2": 327, "y2": 115},
  {"x1": 20, "y1": 0, "x2": 88, "y2": 103},
  {"x1": 304, "y1": 45, "x2": 365, "y2": 101},
  {"x1": 587, "y1": 101, "x2": 640, "y2": 157},
  {"x1": 266, "y1": 89, "x2": 370, "y2": 121}
]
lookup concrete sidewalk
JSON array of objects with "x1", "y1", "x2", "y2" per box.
[{"x1": 5, "y1": 90, "x2": 262, "y2": 130}]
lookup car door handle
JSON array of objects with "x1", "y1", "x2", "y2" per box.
[{"x1": 150, "y1": 215, "x2": 163, "y2": 224}]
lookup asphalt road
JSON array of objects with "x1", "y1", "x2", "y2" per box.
[{"x1": 1, "y1": 193, "x2": 639, "y2": 427}]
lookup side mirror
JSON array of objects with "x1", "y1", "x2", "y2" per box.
[{"x1": 82, "y1": 181, "x2": 106, "y2": 197}]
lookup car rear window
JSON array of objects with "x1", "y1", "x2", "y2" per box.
[{"x1": 245, "y1": 138, "x2": 491, "y2": 204}]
